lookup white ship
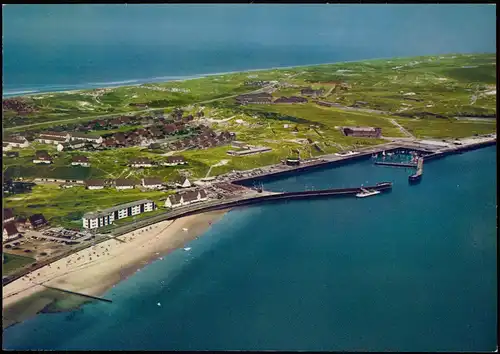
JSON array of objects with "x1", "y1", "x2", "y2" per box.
[
  {"x1": 335, "y1": 151, "x2": 360, "y2": 157},
  {"x1": 356, "y1": 188, "x2": 381, "y2": 198}
]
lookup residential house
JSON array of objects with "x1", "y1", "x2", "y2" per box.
[
  {"x1": 165, "y1": 193, "x2": 183, "y2": 208},
  {"x1": 150, "y1": 127, "x2": 164, "y2": 138},
  {"x1": 115, "y1": 179, "x2": 137, "y2": 190},
  {"x1": 176, "y1": 176, "x2": 192, "y2": 188},
  {"x1": 4, "y1": 136, "x2": 30, "y2": 148},
  {"x1": 315, "y1": 100, "x2": 342, "y2": 108},
  {"x1": 169, "y1": 141, "x2": 183, "y2": 151},
  {"x1": 33, "y1": 150, "x2": 53, "y2": 164},
  {"x1": 300, "y1": 88, "x2": 325, "y2": 97},
  {"x1": 28, "y1": 213, "x2": 49, "y2": 229},
  {"x1": 235, "y1": 93, "x2": 273, "y2": 105},
  {"x1": 181, "y1": 190, "x2": 201, "y2": 205},
  {"x1": 102, "y1": 138, "x2": 116, "y2": 148},
  {"x1": 273, "y1": 96, "x2": 308, "y2": 104},
  {"x1": 82, "y1": 199, "x2": 156, "y2": 229},
  {"x1": 168, "y1": 189, "x2": 208, "y2": 207},
  {"x1": 5, "y1": 151, "x2": 19, "y2": 158},
  {"x1": 38, "y1": 131, "x2": 70, "y2": 139},
  {"x1": 142, "y1": 177, "x2": 164, "y2": 190},
  {"x1": 119, "y1": 116, "x2": 131, "y2": 124},
  {"x1": 85, "y1": 179, "x2": 107, "y2": 190},
  {"x1": 70, "y1": 132, "x2": 103, "y2": 144},
  {"x1": 164, "y1": 123, "x2": 178, "y2": 134},
  {"x1": 109, "y1": 119, "x2": 122, "y2": 127},
  {"x1": 71, "y1": 155, "x2": 90, "y2": 167},
  {"x1": 36, "y1": 134, "x2": 68, "y2": 145},
  {"x1": 198, "y1": 189, "x2": 208, "y2": 202},
  {"x1": 129, "y1": 157, "x2": 154, "y2": 168},
  {"x1": 207, "y1": 138, "x2": 218, "y2": 147},
  {"x1": 161, "y1": 156, "x2": 187, "y2": 166},
  {"x1": 16, "y1": 216, "x2": 28, "y2": 230},
  {"x1": 57, "y1": 139, "x2": 87, "y2": 152},
  {"x1": 341, "y1": 126, "x2": 382, "y2": 138},
  {"x1": 4, "y1": 208, "x2": 15, "y2": 223},
  {"x1": 3, "y1": 222, "x2": 20, "y2": 241}
]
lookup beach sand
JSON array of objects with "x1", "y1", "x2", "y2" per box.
[{"x1": 2, "y1": 210, "x2": 227, "y2": 329}]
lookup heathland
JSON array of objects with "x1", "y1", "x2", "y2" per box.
[{"x1": 3, "y1": 53, "x2": 496, "y2": 229}]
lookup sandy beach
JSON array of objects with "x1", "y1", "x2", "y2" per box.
[{"x1": 3, "y1": 210, "x2": 227, "y2": 329}]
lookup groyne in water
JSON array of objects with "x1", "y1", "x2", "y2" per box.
[{"x1": 39, "y1": 284, "x2": 112, "y2": 303}]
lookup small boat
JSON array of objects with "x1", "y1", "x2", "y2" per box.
[
  {"x1": 356, "y1": 188, "x2": 381, "y2": 198},
  {"x1": 183, "y1": 247, "x2": 191, "y2": 251}
]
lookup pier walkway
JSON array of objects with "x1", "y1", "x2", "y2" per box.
[
  {"x1": 409, "y1": 157, "x2": 424, "y2": 183},
  {"x1": 374, "y1": 161, "x2": 417, "y2": 168}
]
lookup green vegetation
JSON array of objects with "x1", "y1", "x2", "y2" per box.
[
  {"x1": 392, "y1": 117, "x2": 496, "y2": 139},
  {"x1": 3, "y1": 184, "x2": 167, "y2": 228},
  {"x1": 3, "y1": 253, "x2": 36, "y2": 276},
  {"x1": 3, "y1": 53, "x2": 496, "y2": 227}
]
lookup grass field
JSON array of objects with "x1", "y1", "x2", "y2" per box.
[
  {"x1": 3, "y1": 184, "x2": 168, "y2": 228},
  {"x1": 3, "y1": 53, "x2": 496, "y2": 228},
  {"x1": 3, "y1": 253, "x2": 36, "y2": 276},
  {"x1": 393, "y1": 117, "x2": 496, "y2": 139}
]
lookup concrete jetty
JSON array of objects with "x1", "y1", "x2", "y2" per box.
[
  {"x1": 409, "y1": 157, "x2": 424, "y2": 184},
  {"x1": 375, "y1": 161, "x2": 417, "y2": 168},
  {"x1": 110, "y1": 182, "x2": 393, "y2": 237}
]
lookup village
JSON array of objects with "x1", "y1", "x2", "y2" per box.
[{"x1": 3, "y1": 53, "x2": 496, "y2": 280}]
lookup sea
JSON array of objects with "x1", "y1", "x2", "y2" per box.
[
  {"x1": 3, "y1": 4, "x2": 496, "y2": 96},
  {"x1": 3, "y1": 146, "x2": 497, "y2": 351}
]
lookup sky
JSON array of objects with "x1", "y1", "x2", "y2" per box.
[
  {"x1": 2, "y1": 4, "x2": 496, "y2": 92},
  {"x1": 3, "y1": 4, "x2": 496, "y2": 52}
]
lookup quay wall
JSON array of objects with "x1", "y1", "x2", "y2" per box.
[
  {"x1": 233, "y1": 147, "x2": 404, "y2": 186},
  {"x1": 111, "y1": 183, "x2": 392, "y2": 237},
  {"x1": 424, "y1": 140, "x2": 496, "y2": 162}
]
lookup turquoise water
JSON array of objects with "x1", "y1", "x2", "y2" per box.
[{"x1": 3, "y1": 147, "x2": 497, "y2": 351}]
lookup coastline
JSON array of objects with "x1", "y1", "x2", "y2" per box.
[
  {"x1": 2, "y1": 52, "x2": 479, "y2": 98},
  {"x1": 2, "y1": 210, "x2": 228, "y2": 330}
]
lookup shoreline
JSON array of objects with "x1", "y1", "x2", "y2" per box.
[
  {"x1": 2, "y1": 138, "x2": 496, "y2": 330},
  {"x1": 2, "y1": 52, "x2": 483, "y2": 98},
  {"x1": 2, "y1": 210, "x2": 228, "y2": 330}
]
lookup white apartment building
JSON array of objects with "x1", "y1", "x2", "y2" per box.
[{"x1": 82, "y1": 199, "x2": 156, "y2": 229}]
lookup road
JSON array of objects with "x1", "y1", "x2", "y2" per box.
[
  {"x1": 5, "y1": 72, "x2": 303, "y2": 132},
  {"x1": 387, "y1": 118, "x2": 415, "y2": 138}
]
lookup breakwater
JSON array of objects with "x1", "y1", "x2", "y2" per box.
[
  {"x1": 375, "y1": 161, "x2": 417, "y2": 168},
  {"x1": 110, "y1": 183, "x2": 393, "y2": 237},
  {"x1": 424, "y1": 140, "x2": 496, "y2": 162},
  {"x1": 39, "y1": 284, "x2": 112, "y2": 303},
  {"x1": 233, "y1": 146, "x2": 404, "y2": 186}
]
